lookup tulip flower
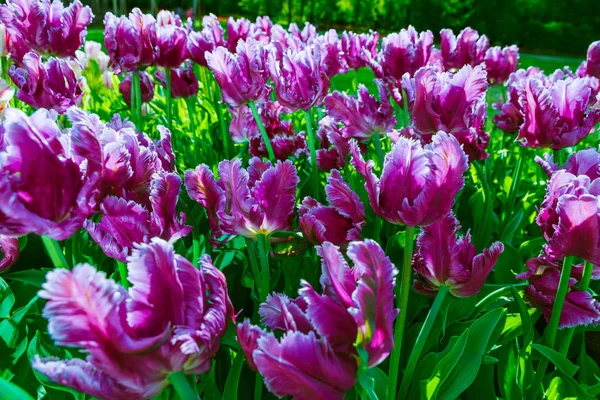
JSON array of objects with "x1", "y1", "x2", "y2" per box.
[
  {"x1": 536, "y1": 170, "x2": 600, "y2": 264},
  {"x1": 370, "y1": 26, "x2": 434, "y2": 81},
  {"x1": 184, "y1": 157, "x2": 298, "y2": 246},
  {"x1": 317, "y1": 29, "x2": 348, "y2": 78},
  {"x1": 206, "y1": 38, "x2": 270, "y2": 108},
  {"x1": 119, "y1": 71, "x2": 155, "y2": 106},
  {"x1": 8, "y1": 53, "x2": 84, "y2": 113},
  {"x1": 237, "y1": 239, "x2": 397, "y2": 399},
  {"x1": 516, "y1": 75, "x2": 600, "y2": 149},
  {"x1": 578, "y1": 41, "x2": 600, "y2": 79},
  {"x1": 0, "y1": 23, "x2": 10, "y2": 57},
  {"x1": 226, "y1": 16, "x2": 251, "y2": 52},
  {"x1": 351, "y1": 132, "x2": 468, "y2": 227},
  {"x1": 104, "y1": 8, "x2": 156, "y2": 74},
  {"x1": 0, "y1": 0, "x2": 93, "y2": 63},
  {"x1": 484, "y1": 45, "x2": 519, "y2": 85},
  {"x1": 440, "y1": 27, "x2": 489, "y2": 70},
  {"x1": 155, "y1": 63, "x2": 199, "y2": 99},
  {"x1": 399, "y1": 64, "x2": 489, "y2": 161},
  {"x1": 250, "y1": 16, "x2": 273, "y2": 44},
  {"x1": 0, "y1": 109, "x2": 98, "y2": 240},
  {"x1": 155, "y1": 16, "x2": 187, "y2": 69},
  {"x1": 85, "y1": 173, "x2": 192, "y2": 262},
  {"x1": 268, "y1": 44, "x2": 330, "y2": 112},
  {"x1": 299, "y1": 170, "x2": 365, "y2": 246},
  {"x1": 0, "y1": 235, "x2": 19, "y2": 272},
  {"x1": 315, "y1": 116, "x2": 352, "y2": 172},
  {"x1": 324, "y1": 80, "x2": 396, "y2": 142},
  {"x1": 413, "y1": 212, "x2": 504, "y2": 297},
  {"x1": 517, "y1": 256, "x2": 600, "y2": 328},
  {"x1": 289, "y1": 22, "x2": 318, "y2": 44},
  {"x1": 341, "y1": 31, "x2": 379, "y2": 70},
  {"x1": 0, "y1": 78, "x2": 14, "y2": 117},
  {"x1": 33, "y1": 238, "x2": 233, "y2": 400},
  {"x1": 228, "y1": 101, "x2": 306, "y2": 160},
  {"x1": 156, "y1": 10, "x2": 181, "y2": 27},
  {"x1": 187, "y1": 14, "x2": 225, "y2": 67}
]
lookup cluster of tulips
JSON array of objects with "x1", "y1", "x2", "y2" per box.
[{"x1": 1, "y1": 0, "x2": 600, "y2": 399}]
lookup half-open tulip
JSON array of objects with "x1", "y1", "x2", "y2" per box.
[
  {"x1": 155, "y1": 62, "x2": 199, "y2": 99},
  {"x1": 484, "y1": 45, "x2": 519, "y2": 85},
  {"x1": 440, "y1": 27, "x2": 489, "y2": 70},
  {"x1": 0, "y1": 235, "x2": 18, "y2": 271},
  {"x1": 187, "y1": 14, "x2": 224, "y2": 67},
  {"x1": 341, "y1": 31, "x2": 379, "y2": 70}
]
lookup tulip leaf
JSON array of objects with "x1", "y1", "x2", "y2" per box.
[
  {"x1": 421, "y1": 330, "x2": 468, "y2": 399},
  {"x1": 545, "y1": 371, "x2": 595, "y2": 400},
  {"x1": 501, "y1": 208, "x2": 524, "y2": 243},
  {"x1": 2, "y1": 270, "x2": 48, "y2": 289},
  {"x1": 532, "y1": 344, "x2": 579, "y2": 378},
  {"x1": 221, "y1": 350, "x2": 245, "y2": 400},
  {"x1": 0, "y1": 377, "x2": 35, "y2": 400},
  {"x1": 0, "y1": 278, "x2": 15, "y2": 319},
  {"x1": 498, "y1": 340, "x2": 523, "y2": 400}
]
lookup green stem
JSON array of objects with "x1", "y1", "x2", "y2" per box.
[
  {"x1": 256, "y1": 234, "x2": 271, "y2": 302},
  {"x1": 304, "y1": 110, "x2": 320, "y2": 201},
  {"x1": 387, "y1": 225, "x2": 416, "y2": 400},
  {"x1": 504, "y1": 147, "x2": 523, "y2": 227},
  {"x1": 401, "y1": 88, "x2": 410, "y2": 127},
  {"x1": 472, "y1": 160, "x2": 492, "y2": 251},
  {"x1": 559, "y1": 260, "x2": 594, "y2": 355},
  {"x1": 70, "y1": 231, "x2": 80, "y2": 267},
  {"x1": 530, "y1": 256, "x2": 575, "y2": 396},
  {"x1": 133, "y1": 70, "x2": 143, "y2": 130},
  {"x1": 398, "y1": 285, "x2": 449, "y2": 399},
  {"x1": 169, "y1": 371, "x2": 199, "y2": 400},
  {"x1": 471, "y1": 285, "x2": 525, "y2": 317},
  {"x1": 41, "y1": 236, "x2": 69, "y2": 269},
  {"x1": 165, "y1": 68, "x2": 173, "y2": 132},
  {"x1": 372, "y1": 133, "x2": 385, "y2": 170},
  {"x1": 248, "y1": 101, "x2": 275, "y2": 162},
  {"x1": 215, "y1": 98, "x2": 230, "y2": 159},
  {"x1": 254, "y1": 371, "x2": 264, "y2": 400},
  {"x1": 130, "y1": 71, "x2": 137, "y2": 125},
  {"x1": 246, "y1": 238, "x2": 265, "y2": 301},
  {"x1": 117, "y1": 261, "x2": 130, "y2": 289}
]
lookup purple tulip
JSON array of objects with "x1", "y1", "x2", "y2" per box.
[
  {"x1": 484, "y1": 45, "x2": 519, "y2": 85},
  {"x1": 156, "y1": 10, "x2": 181, "y2": 27},
  {"x1": 299, "y1": 170, "x2": 365, "y2": 246},
  {"x1": 371, "y1": 26, "x2": 434, "y2": 81},
  {"x1": 516, "y1": 75, "x2": 599, "y2": 149},
  {"x1": 341, "y1": 31, "x2": 379, "y2": 70},
  {"x1": 119, "y1": 71, "x2": 155, "y2": 106},
  {"x1": 104, "y1": 8, "x2": 156, "y2": 74},
  {"x1": 289, "y1": 22, "x2": 318, "y2": 44},
  {"x1": 399, "y1": 64, "x2": 489, "y2": 161},
  {"x1": 155, "y1": 62, "x2": 199, "y2": 99},
  {"x1": 316, "y1": 29, "x2": 348, "y2": 78},
  {"x1": 269, "y1": 44, "x2": 330, "y2": 112},
  {"x1": 536, "y1": 148, "x2": 600, "y2": 179},
  {"x1": 185, "y1": 157, "x2": 298, "y2": 246},
  {"x1": 517, "y1": 256, "x2": 600, "y2": 328},
  {"x1": 33, "y1": 239, "x2": 233, "y2": 399},
  {"x1": 226, "y1": 16, "x2": 251, "y2": 52},
  {"x1": 237, "y1": 239, "x2": 397, "y2": 399},
  {"x1": 155, "y1": 17, "x2": 187, "y2": 69},
  {"x1": 324, "y1": 80, "x2": 396, "y2": 142},
  {"x1": 187, "y1": 14, "x2": 224, "y2": 67},
  {"x1": 580, "y1": 41, "x2": 600, "y2": 79},
  {"x1": 0, "y1": 0, "x2": 93, "y2": 63},
  {"x1": 228, "y1": 101, "x2": 306, "y2": 160},
  {"x1": 8, "y1": 52, "x2": 83, "y2": 113},
  {"x1": 0, "y1": 109, "x2": 98, "y2": 240},
  {"x1": 537, "y1": 169, "x2": 600, "y2": 264},
  {"x1": 440, "y1": 27, "x2": 489, "y2": 70},
  {"x1": 414, "y1": 212, "x2": 504, "y2": 297},
  {"x1": 67, "y1": 108, "x2": 175, "y2": 207},
  {"x1": 316, "y1": 116, "x2": 352, "y2": 172},
  {"x1": 85, "y1": 173, "x2": 192, "y2": 262},
  {"x1": 250, "y1": 16, "x2": 273, "y2": 44},
  {"x1": 206, "y1": 38, "x2": 270, "y2": 108},
  {"x1": 0, "y1": 235, "x2": 19, "y2": 272},
  {"x1": 351, "y1": 132, "x2": 468, "y2": 227}
]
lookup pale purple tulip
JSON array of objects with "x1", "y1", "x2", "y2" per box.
[
  {"x1": 33, "y1": 239, "x2": 233, "y2": 399},
  {"x1": 414, "y1": 212, "x2": 504, "y2": 297},
  {"x1": 289, "y1": 22, "x2": 318, "y2": 44},
  {"x1": 226, "y1": 16, "x2": 251, "y2": 52},
  {"x1": 325, "y1": 80, "x2": 396, "y2": 142},
  {"x1": 299, "y1": 170, "x2": 365, "y2": 246},
  {"x1": 440, "y1": 27, "x2": 489, "y2": 69},
  {"x1": 237, "y1": 239, "x2": 397, "y2": 399},
  {"x1": 399, "y1": 64, "x2": 489, "y2": 161},
  {"x1": 341, "y1": 31, "x2": 379, "y2": 70},
  {"x1": 579, "y1": 41, "x2": 600, "y2": 79},
  {"x1": 0, "y1": 109, "x2": 98, "y2": 240},
  {"x1": 8, "y1": 52, "x2": 84, "y2": 113},
  {"x1": 484, "y1": 45, "x2": 519, "y2": 85},
  {"x1": 155, "y1": 17, "x2": 187, "y2": 69},
  {"x1": 351, "y1": 132, "x2": 468, "y2": 227},
  {"x1": 119, "y1": 71, "x2": 155, "y2": 107},
  {"x1": 0, "y1": 235, "x2": 19, "y2": 271},
  {"x1": 155, "y1": 62, "x2": 199, "y2": 99},
  {"x1": 185, "y1": 157, "x2": 298, "y2": 246},
  {"x1": 187, "y1": 14, "x2": 224, "y2": 67},
  {"x1": 316, "y1": 29, "x2": 348, "y2": 78}
]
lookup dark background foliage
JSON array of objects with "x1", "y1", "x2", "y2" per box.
[{"x1": 84, "y1": 0, "x2": 600, "y2": 55}]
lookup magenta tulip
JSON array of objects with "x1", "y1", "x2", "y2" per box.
[
  {"x1": 341, "y1": 31, "x2": 379, "y2": 70},
  {"x1": 440, "y1": 27, "x2": 489, "y2": 70},
  {"x1": 484, "y1": 45, "x2": 519, "y2": 85},
  {"x1": 0, "y1": 235, "x2": 19, "y2": 272},
  {"x1": 155, "y1": 63, "x2": 199, "y2": 99},
  {"x1": 155, "y1": 16, "x2": 187, "y2": 69},
  {"x1": 316, "y1": 116, "x2": 352, "y2": 172},
  {"x1": 119, "y1": 71, "x2": 155, "y2": 106},
  {"x1": 226, "y1": 16, "x2": 251, "y2": 52},
  {"x1": 187, "y1": 14, "x2": 224, "y2": 67}
]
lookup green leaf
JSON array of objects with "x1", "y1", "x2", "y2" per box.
[
  {"x1": 0, "y1": 278, "x2": 15, "y2": 319},
  {"x1": 501, "y1": 208, "x2": 524, "y2": 243},
  {"x1": 2, "y1": 270, "x2": 48, "y2": 289},
  {"x1": 545, "y1": 371, "x2": 595, "y2": 400},
  {"x1": 532, "y1": 344, "x2": 579, "y2": 378},
  {"x1": 221, "y1": 350, "x2": 245, "y2": 400},
  {"x1": 367, "y1": 367, "x2": 388, "y2": 400},
  {"x1": 421, "y1": 330, "x2": 468, "y2": 399},
  {"x1": 498, "y1": 340, "x2": 523, "y2": 400},
  {"x1": 0, "y1": 378, "x2": 35, "y2": 400}
]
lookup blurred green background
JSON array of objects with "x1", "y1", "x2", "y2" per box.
[{"x1": 84, "y1": 0, "x2": 599, "y2": 56}]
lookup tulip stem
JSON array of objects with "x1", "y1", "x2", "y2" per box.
[
  {"x1": 559, "y1": 260, "x2": 594, "y2": 355},
  {"x1": 246, "y1": 238, "x2": 265, "y2": 301},
  {"x1": 169, "y1": 371, "x2": 199, "y2": 400},
  {"x1": 249, "y1": 101, "x2": 275, "y2": 163},
  {"x1": 254, "y1": 372, "x2": 264, "y2": 400},
  {"x1": 41, "y1": 236, "x2": 69, "y2": 269},
  {"x1": 387, "y1": 225, "x2": 416, "y2": 400},
  {"x1": 304, "y1": 110, "x2": 320, "y2": 201},
  {"x1": 503, "y1": 146, "x2": 523, "y2": 229},
  {"x1": 398, "y1": 285, "x2": 449, "y2": 399},
  {"x1": 116, "y1": 261, "x2": 130, "y2": 289},
  {"x1": 530, "y1": 256, "x2": 575, "y2": 396},
  {"x1": 133, "y1": 70, "x2": 143, "y2": 130},
  {"x1": 256, "y1": 234, "x2": 271, "y2": 302},
  {"x1": 401, "y1": 89, "x2": 410, "y2": 127},
  {"x1": 165, "y1": 68, "x2": 173, "y2": 132}
]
